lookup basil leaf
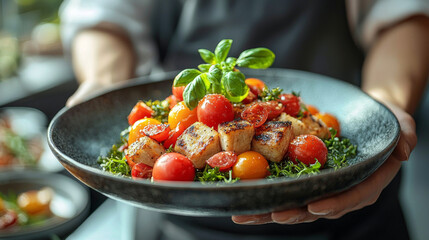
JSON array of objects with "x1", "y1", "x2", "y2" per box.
[
  {"x1": 198, "y1": 49, "x2": 215, "y2": 64},
  {"x1": 236, "y1": 48, "x2": 275, "y2": 69},
  {"x1": 221, "y1": 71, "x2": 249, "y2": 102},
  {"x1": 183, "y1": 75, "x2": 207, "y2": 110},
  {"x1": 198, "y1": 64, "x2": 211, "y2": 72},
  {"x1": 199, "y1": 73, "x2": 211, "y2": 90},
  {"x1": 208, "y1": 64, "x2": 222, "y2": 82},
  {"x1": 225, "y1": 57, "x2": 237, "y2": 68},
  {"x1": 173, "y1": 69, "x2": 201, "y2": 87},
  {"x1": 215, "y1": 39, "x2": 233, "y2": 63}
]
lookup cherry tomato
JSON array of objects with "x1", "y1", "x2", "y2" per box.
[
  {"x1": 172, "y1": 86, "x2": 185, "y2": 101},
  {"x1": 0, "y1": 210, "x2": 18, "y2": 229},
  {"x1": 288, "y1": 135, "x2": 328, "y2": 167},
  {"x1": 279, "y1": 93, "x2": 301, "y2": 117},
  {"x1": 197, "y1": 94, "x2": 234, "y2": 130},
  {"x1": 245, "y1": 78, "x2": 266, "y2": 96},
  {"x1": 127, "y1": 101, "x2": 154, "y2": 126},
  {"x1": 241, "y1": 90, "x2": 257, "y2": 104},
  {"x1": 306, "y1": 105, "x2": 319, "y2": 115},
  {"x1": 128, "y1": 118, "x2": 161, "y2": 145},
  {"x1": 263, "y1": 101, "x2": 285, "y2": 119},
  {"x1": 163, "y1": 122, "x2": 188, "y2": 149},
  {"x1": 168, "y1": 101, "x2": 198, "y2": 130},
  {"x1": 232, "y1": 151, "x2": 269, "y2": 180},
  {"x1": 314, "y1": 113, "x2": 341, "y2": 137},
  {"x1": 152, "y1": 153, "x2": 195, "y2": 181},
  {"x1": 131, "y1": 163, "x2": 153, "y2": 179},
  {"x1": 17, "y1": 188, "x2": 53, "y2": 215},
  {"x1": 166, "y1": 94, "x2": 179, "y2": 109},
  {"x1": 125, "y1": 155, "x2": 136, "y2": 169},
  {"x1": 143, "y1": 124, "x2": 171, "y2": 142},
  {"x1": 241, "y1": 103, "x2": 269, "y2": 127},
  {"x1": 206, "y1": 151, "x2": 238, "y2": 172}
]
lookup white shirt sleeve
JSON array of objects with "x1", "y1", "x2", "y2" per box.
[
  {"x1": 59, "y1": 0, "x2": 158, "y2": 75},
  {"x1": 347, "y1": 0, "x2": 429, "y2": 49}
]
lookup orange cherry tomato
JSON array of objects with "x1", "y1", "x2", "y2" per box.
[
  {"x1": 306, "y1": 105, "x2": 319, "y2": 115},
  {"x1": 143, "y1": 124, "x2": 171, "y2": 142},
  {"x1": 314, "y1": 113, "x2": 341, "y2": 137},
  {"x1": 128, "y1": 118, "x2": 161, "y2": 145},
  {"x1": 127, "y1": 101, "x2": 154, "y2": 126},
  {"x1": 245, "y1": 78, "x2": 266, "y2": 96},
  {"x1": 232, "y1": 151, "x2": 269, "y2": 180},
  {"x1": 168, "y1": 101, "x2": 198, "y2": 130},
  {"x1": 172, "y1": 86, "x2": 186, "y2": 101},
  {"x1": 17, "y1": 188, "x2": 53, "y2": 215}
]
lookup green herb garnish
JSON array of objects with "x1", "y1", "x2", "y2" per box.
[
  {"x1": 3, "y1": 129, "x2": 37, "y2": 165},
  {"x1": 145, "y1": 100, "x2": 170, "y2": 123},
  {"x1": 196, "y1": 165, "x2": 239, "y2": 183},
  {"x1": 324, "y1": 129, "x2": 357, "y2": 169},
  {"x1": 174, "y1": 39, "x2": 275, "y2": 109},
  {"x1": 268, "y1": 160, "x2": 321, "y2": 178},
  {"x1": 259, "y1": 87, "x2": 283, "y2": 102},
  {"x1": 98, "y1": 144, "x2": 130, "y2": 176}
]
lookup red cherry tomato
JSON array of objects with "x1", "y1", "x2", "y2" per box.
[
  {"x1": 128, "y1": 101, "x2": 154, "y2": 126},
  {"x1": 206, "y1": 151, "x2": 238, "y2": 172},
  {"x1": 163, "y1": 122, "x2": 188, "y2": 149},
  {"x1": 279, "y1": 94, "x2": 301, "y2": 117},
  {"x1": 172, "y1": 86, "x2": 185, "y2": 101},
  {"x1": 241, "y1": 90, "x2": 257, "y2": 104},
  {"x1": 241, "y1": 103, "x2": 269, "y2": 127},
  {"x1": 143, "y1": 124, "x2": 171, "y2": 142},
  {"x1": 166, "y1": 95, "x2": 179, "y2": 109},
  {"x1": 152, "y1": 153, "x2": 195, "y2": 181},
  {"x1": 0, "y1": 210, "x2": 18, "y2": 229},
  {"x1": 288, "y1": 135, "x2": 328, "y2": 167},
  {"x1": 263, "y1": 101, "x2": 285, "y2": 119},
  {"x1": 131, "y1": 163, "x2": 153, "y2": 179},
  {"x1": 197, "y1": 94, "x2": 234, "y2": 130}
]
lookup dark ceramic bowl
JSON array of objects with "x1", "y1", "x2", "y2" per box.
[{"x1": 47, "y1": 69, "x2": 399, "y2": 216}]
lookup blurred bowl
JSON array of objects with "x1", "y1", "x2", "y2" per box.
[{"x1": 0, "y1": 170, "x2": 90, "y2": 240}]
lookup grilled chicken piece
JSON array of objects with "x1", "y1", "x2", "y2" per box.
[
  {"x1": 126, "y1": 136, "x2": 165, "y2": 167},
  {"x1": 301, "y1": 115, "x2": 330, "y2": 139},
  {"x1": 277, "y1": 113, "x2": 306, "y2": 136},
  {"x1": 251, "y1": 121, "x2": 293, "y2": 162},
  {"x1": 174, "y1": 122, "x2": 221, "y2": 169},
  {"x1": 218, "y1": 119, "x2": 255, "y2": 154}
]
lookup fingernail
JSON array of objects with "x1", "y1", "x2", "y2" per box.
[
  {"x1": 234, "y1": 220, "x2": 256, "y2": 224},
  {"x1": 308, "y1": 209, "x2": 332, "y2": 216},
  {"x1": 273, "y1": 214, "x2": 303, "y2": 224}
]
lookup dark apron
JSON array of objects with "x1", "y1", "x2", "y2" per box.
[{"x1": 145, "y1": 1, "x2": 409, "y2": 239}]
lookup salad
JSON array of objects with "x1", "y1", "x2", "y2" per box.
[{"x1": 98, "y1": 39, "x2": 357, "y2": 183}]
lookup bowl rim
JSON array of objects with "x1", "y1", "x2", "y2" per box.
[{"x1": 47, "y1": 68, "x2": 400, "y2": 190}]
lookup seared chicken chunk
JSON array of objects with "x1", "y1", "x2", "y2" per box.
[
  {"x1": 251, "y1": 121, "x2": 293, "y2": 162},
  {"x1": 301, "y1": 115, "x2": 330, "y2": 139},
  {"x1": 277, "y1": 113, "x2": 306, "y2": 136},
  {"x1": 218, "y1": 119, "x2": 255, "y2": 154},
  {"x1": 174, "y1": 122, "x2": 221, "y2": 169},
  {"x1": 126, "y1": 136, "x2": 165, "y2": 167}
]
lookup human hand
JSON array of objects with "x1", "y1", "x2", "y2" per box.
[
  {"x1": 66, "y1": 80, "x2": 113, "y2": 107},
  {"x1": 232, "y1": 103, "x2": 417, "y2": 225}
]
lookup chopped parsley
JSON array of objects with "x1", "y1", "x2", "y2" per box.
[
  {"x1": 145, "y1": 100, "x2": 170, "y2": 123},
  {"x1": 259, "y1": 87, "x2": 283, "y2": 102},
  {"x1": 196, "y1": 165, "x2": 239, "y2": 183},
  {"x1": 268, "y1": 160, "x2": 321, "y2": 178},
  {"x1": 98, "y1": 144, "x2": 130, "y2": 176},
  {"x1": 324, "y1": 129, "x2": 357, "y2": 169}
]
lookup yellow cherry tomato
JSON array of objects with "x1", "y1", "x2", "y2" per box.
[
  {"x1": 232, "y1": 151, "x2": 269, "y2": 180},
  {"x1": 128, "y1": 118, "x2": 161, "y2": 145},
  {"x1": 168, "y1": 101, "x2": 198, "y2": 130}
]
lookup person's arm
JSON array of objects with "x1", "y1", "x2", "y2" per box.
[
  {"x1": 66, "y1": 23, "x2": 136, "y2": 107},
  {"x1": 232, "y1": 15, "x2": 428, "y2": 225}
]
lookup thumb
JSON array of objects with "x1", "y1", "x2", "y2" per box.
[{"x1": 66, "y1": 81, "x2": 108, "y2": 107}]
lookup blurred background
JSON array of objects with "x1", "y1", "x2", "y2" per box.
[{"x1": 0, "y1": 1, "x2": 428, "y2": 239}]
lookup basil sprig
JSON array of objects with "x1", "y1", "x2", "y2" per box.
[{"x1": 174, "y1": 39, "x2": 276, "y2": 109}]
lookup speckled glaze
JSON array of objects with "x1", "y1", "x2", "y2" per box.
[{"x1": 47, "y1": 69, "x2": 400, "y2": 216}]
